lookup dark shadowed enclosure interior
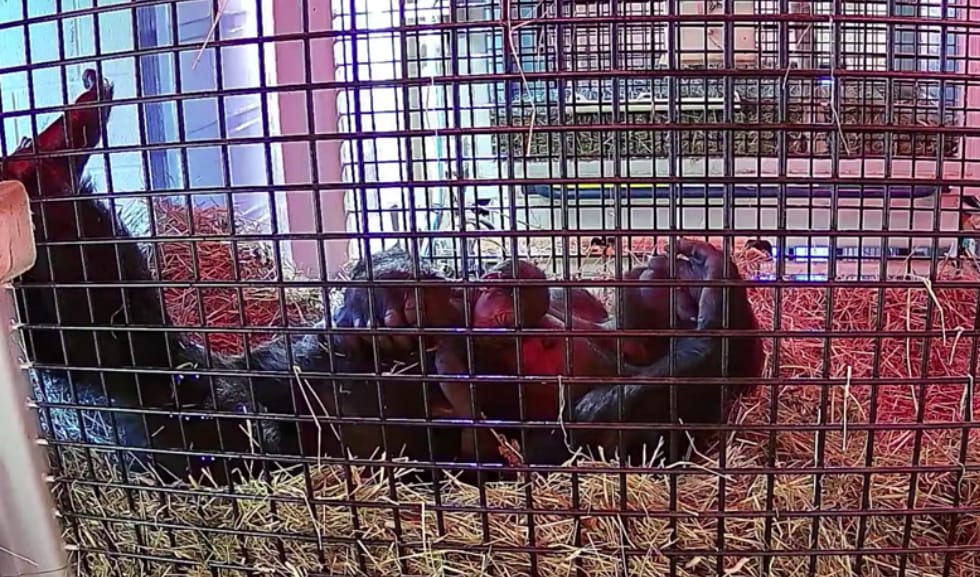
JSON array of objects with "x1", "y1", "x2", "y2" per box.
[{"x1": 3, "y1": 0, "x2": 980, "y2": 575}]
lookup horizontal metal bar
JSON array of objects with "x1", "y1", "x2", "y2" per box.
[
  {"x1": 42, "y1": 437, "x2": 980, "y2": 476},
  {"x1": 524, "y1": 183, "x2": 943, "y2": 200},
  {"x1": 56, "y1": 480, "x2": 980, "y2": 522},
  {"x1": 33, "y1": 399, "x2": 978, "y2": 431},
  {"x1": 25, "y1": 354, "x2": 975, "y2": 385},
  {"x1": 17, "y1": 321, "x2": 980, "y2": 342},
  {"x1": 18, "y1": 229, "x2": 975, "y2": 248}
]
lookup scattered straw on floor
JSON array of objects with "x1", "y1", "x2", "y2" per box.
[
  {"x1": 56, "y1": 248, "x2": 980, "y2": 576},
  {"x1": 152, "y1": 198, "x2": 325, "y2": 356}
]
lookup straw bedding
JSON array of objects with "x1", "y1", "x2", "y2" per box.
[
  {"x1": 48, "y1": 215, "x2": 980, "y2": 576},
  {"x1": 496, "y1": 105, "x2": 959, "y2": 161},
  {"x1": 151, "y1": 198, "x2": 325, "y2": 356}
]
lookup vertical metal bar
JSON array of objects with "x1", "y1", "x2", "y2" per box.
[
  {"x1": 666, "y1": 2, "x2": 680, "y2": 576},
  {"x1": 807, "y1": 3, "x2": 841, "y2": 574},
  {"x1": 762, "y1": 2, "x2": 791, "y2": 575},
  {"x1": 0, "y1": 290, "x2": 68, "y2": 577}
]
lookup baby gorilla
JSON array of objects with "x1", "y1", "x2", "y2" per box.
[
  {"x1": 332, "y1": 246, "x2": 460, "y2": 358},
  {"x1": 330, "y1": 247, "x2": 498, "y2": 463}
]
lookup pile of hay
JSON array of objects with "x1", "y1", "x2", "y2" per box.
[
  {"x1": 55, "y1": 249, "x2": 980, "y2": 577},
  {"x1": 151, "y1": 198, "x2": 325, "y2": 356},
  {"x1": 494, "y1": 79, "x2": 959, "y2": 160}
]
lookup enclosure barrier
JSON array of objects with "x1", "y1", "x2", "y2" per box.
[{"x1": 3, "y1": 0, "x2": 980, "y2": 575}]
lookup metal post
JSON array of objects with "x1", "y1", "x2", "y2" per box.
[{"x1": 0, "y1": 182, "x2": 68, "y2": 577}]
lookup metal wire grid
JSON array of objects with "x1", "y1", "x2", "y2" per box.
[{"x1": 2, "y1": 0, "x2": 980, "y2": 575}]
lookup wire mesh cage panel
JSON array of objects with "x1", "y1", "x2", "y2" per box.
[{"x1": 4, "y1": 0, "x2": 980, "y2": 576}]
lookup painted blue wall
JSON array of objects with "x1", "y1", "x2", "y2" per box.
[
  {"x1": 0, "y1": 0, "x2": 258, "y2": 222},
  {"x1": 1, "y1": 0, "x2": 147, "y2": 194}
]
